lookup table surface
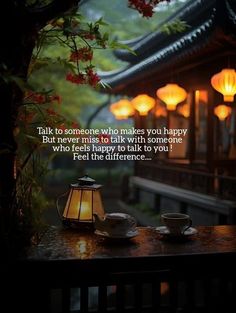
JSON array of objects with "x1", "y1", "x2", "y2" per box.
[{"x1": 27, "y1": 225, "x2": 236, "y2": 262}]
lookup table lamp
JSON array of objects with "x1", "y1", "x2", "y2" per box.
[{"x1": 57, "y1": 175, "x2": 104, "y2": 229}]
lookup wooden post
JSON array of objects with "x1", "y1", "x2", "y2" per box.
[
  {"x1": 188, "y1": 91, "x2": 196, "y2": 163},
  {"x1": 207, "y1": 90, "x2": 215, "y2": 193}
]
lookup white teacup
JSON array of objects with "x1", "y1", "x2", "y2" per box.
[
  {"x1": 161, "y1": 213, "x2": 192, "y2": 236},
  {"x1": 94, "y1": 212, "x2": 137, "y2": 236}
]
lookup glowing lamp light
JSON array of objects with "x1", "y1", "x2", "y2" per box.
[
  {"x1": 131, "y1": 94, "x2": 155, "y2": 116},
  {"x1": 59, "y1": 175, "x2": 104, "y2": 228},
  {"x1": 156, "y1": 83, "x2": 187, "y2": 111},
  {"x1": 110, "y1": 99, "x2": 134, "y2": 120},
  {"x1": 110, "y1": 102, "x2": 124, "y2": 120},
  {"x1": 155, "y1": 106, "x2": 167, "y2": 118},
  {"x1": 178, "y1": 103, "x2": 190, "y2": 118},
  {"x1": 214, "y1": 104, "x2": 232, "y2": 121},
  {"x1": 211, "y1": 68, "x2": 236, "y2": 102}
]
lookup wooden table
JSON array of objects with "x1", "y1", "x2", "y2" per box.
[
  {"x1": 27, "y1": 225, "x2": 236, "y2": 264},
  {"x1": 3, "y1": 226, "x2": 236, "y2": 313}
]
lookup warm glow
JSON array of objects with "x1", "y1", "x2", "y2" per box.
[
  {"x1": 155, "y1": 106, "x2": 167, "y2": 118},
  {"x1": 76, "y1": 240, "x2": 92, "y2": 259},
  {"x1": 178, "y1": 103, "x2": 190, "y2": 118},
  {"x1": 77, "y1": 240, "x2": 87, "y2": 254},
  {"x1": 211, "y1": 68, "x2": 236, "y2": 102},
  {"x1": 80, "y1": 202, "x2": 91, "y2": 220},
  {"x1": 62, "y1": 182, "x2": 104, "y2": 224},
  {"x1": 195, "y1": 90, "x2": 200, "y2": 104},
  {"x1": 110, "y1": 99, "x2": 134, "y2": 120},
  {"x1": 214, "y1": 104, "x2": 232, "y2": 121},
  {"x1": 63, "y1": 189, "x2": 93, "y2": 221},
  {"x1": 60, "y1": 175, "x2": 105, "y2": 228},
  {"x1": 156, "y1": 83, "x2": 187, "y2": 111},
  {"x1": 131, "y1": 94, "x2": 155, "y2": 116}
]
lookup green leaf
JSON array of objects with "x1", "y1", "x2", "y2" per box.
[
  {"x1": 109, "y1": 40, "x2": 136, "y2": 55},
  {"x1": 100, "y1": 80, "x2": 111, "y2": 89},
  {"x1": 30, "y1": 58, "x2": 49, "y2": 73},
  {"x1": 95, "y1": 17, "x2": 109, "y2": 27},
  {"x1": 161, "y1": 19, "x2": 189, "y2": 35},
  {"x1": 102, "y1": 32, "x2": 109, "y2": 41},
  {"x1": 56, "y1": 57, "x2": 76, "y2": 71}
]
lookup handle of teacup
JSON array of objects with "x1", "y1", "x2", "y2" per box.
[
  {"x1": 56, "y1": 190, "x2": 69, "y2": 221},
  {"x1": 130, "y1": 216, "x2": 137, "y2": 228},
  {"x1": 182, "y1": 218, "x2": 192, "y2": 235}
]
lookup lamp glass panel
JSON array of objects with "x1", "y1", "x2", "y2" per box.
[
  {"x1": 92, "y1": 190, "x2": 104, "y2": 216},
  {"x1": 63, "y1": 189, "x2": 82, "y2": 219},
  {"x1": 80, "y1": 189, "x2": 93, "y2": 221}
]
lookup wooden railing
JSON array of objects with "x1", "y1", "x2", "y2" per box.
[
  {"x1": 135, "y1": 161, "x2": 236, "y2": 200},
  {"x1": 20, "y1": 270, "x2": 235, "y2": 313},
  {"x1": 2, "y1": 226, "x2": 236, "y2": 313}
]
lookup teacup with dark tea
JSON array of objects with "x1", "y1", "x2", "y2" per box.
[{"x1": 161, "y1": 213, "x2": 192, "y2": 236}]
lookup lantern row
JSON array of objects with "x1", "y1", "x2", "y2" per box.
[{"x1": 110, "y1": 68, "x2": 236, "y2": 121}]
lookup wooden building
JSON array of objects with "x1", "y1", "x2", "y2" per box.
[{"x1": 101, "y1": 0, "x2": 236, "y2": 225}]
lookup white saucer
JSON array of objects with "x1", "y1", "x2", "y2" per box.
[
  {"x1": 95, "y1": 229, "x2": 138, "y2": 239},
  {"x1": 156, "y1": 226, "x2": 198, "y2": 237}
]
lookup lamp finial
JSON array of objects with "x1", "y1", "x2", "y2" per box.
[{"x1": 78, "y1": 175, "x2": 96, "y2": 186}]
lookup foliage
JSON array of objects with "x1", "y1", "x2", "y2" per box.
[
  {"x1": 28, "y1": 0, "x2": 189, "y2": 127},
  {"x1": 15, "y1": 11, "x2": 118, "y2": 181},
  {"x1": 14, "y1": 90, "x2": 66, "y2": 236},
  {"x1": 81, "y1": 0, "x2": 189, "y2": 40},
  {"x1": 13, "y1": 149, "x2": 52, "y2": 242},
  {"x1": 33, "y1": 14, "x2": 109, "y2": 88},
  {"x1": 161, "y1": 18, "x2": 189, "y2": 34},
  {"x1": 14, "y1": 10, "x2": 118, "y2": 236},
  {"x1": 13, "y1": 0, "x2": 189, "y2": 236}
]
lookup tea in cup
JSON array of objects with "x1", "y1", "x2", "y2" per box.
[
  {"x1": 161, "y1": 213, "x2": 192, "y2": 236},
  {"x1": 94, "y1": 212, "x2": 137, "y2": 236}
]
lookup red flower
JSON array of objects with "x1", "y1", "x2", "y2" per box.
[
  {"x1": 24, "y1": 91, "x2": 46, "y2": 104},
  {"x1": 128, "y1": 0, "x2": 167, "y2": 17},
  {"x1": 66, "y1": 72, "x2": 74, "y2": 82},
  {"x1": 82, "y1": 32, "x2": 96, "y2": 40},
  {"x1": 66, "y1": 69, "x2": 100, "y2": 87},
  {"x1": 49, "y1": 95, "x2": 62, "y2": 104},
  {"x1": 58, "y1": 123, "x2": 66, "y2": 131},
  {"x1": 71, "y1": 121, "x2": 79, "y2": 129},
  {"x1": 66, "y1": 72, "x2": 86, "y2": 85},
  {"x1": 69, "y1": 47, "x2": 93, "y2": 62},
  {"x1": 46, "y1": 108, "x2": 57, "y2": 116},
  {"x1": 140, "y1": 3, "x2": 153, "y2": 17},
  {"x1": 69, "y1": 51, "x2": 78, "y2": 62},
  {"x1": 86, "y1": 68, "x2": 100, "y2": 87},
  {"x1": 18, "y1": 112, "x2": 36, "y2": 123},
  {"x1": 34, "y1": 94, "x2": 45, "y2": 103}
]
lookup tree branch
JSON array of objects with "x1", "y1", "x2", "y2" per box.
[{"x1": 27, "y1": 0, "x2": 82, "y2": 27}]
